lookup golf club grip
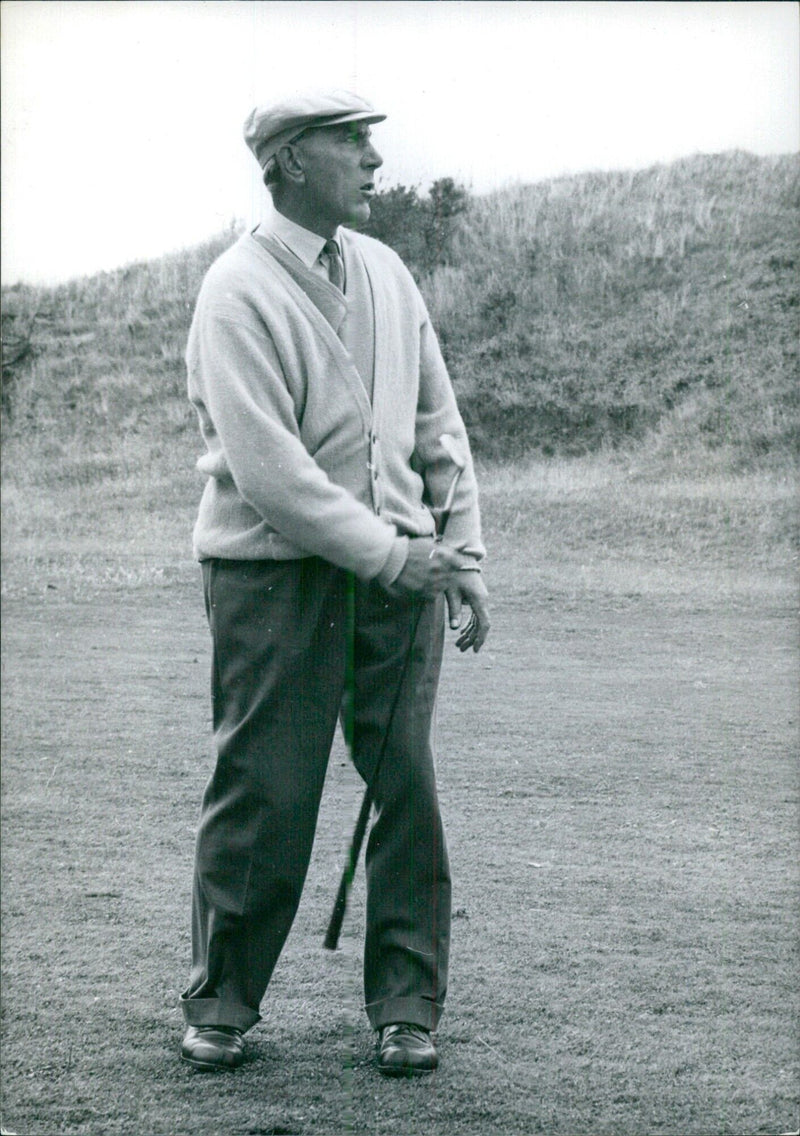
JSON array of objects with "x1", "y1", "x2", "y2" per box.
[{"x1": 323, "y1": 788, "x2": 373, "y2": 950}]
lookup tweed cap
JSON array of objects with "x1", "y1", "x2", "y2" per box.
[{"x1": 244, "y1": 89, "x2": 386, "y2": 170}]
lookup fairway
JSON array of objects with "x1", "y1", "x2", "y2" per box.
[{"x1": 1, "y1": 561, "x2": 796, "y2": 1135}]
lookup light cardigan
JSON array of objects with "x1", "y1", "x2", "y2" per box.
[{"x1": 187, "y1": 228, "x2": 485, "y2": 580}]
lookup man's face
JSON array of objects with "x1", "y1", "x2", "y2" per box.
[{"x1": 292, "y1": 122, "x2": 383, "y2": 233}]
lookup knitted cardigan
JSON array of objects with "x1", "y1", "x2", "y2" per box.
[{"x1": 187, "y1": 229, "x2": 484, "y2": 580}]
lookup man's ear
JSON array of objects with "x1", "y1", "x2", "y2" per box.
[{"x1": 276, "y1": 143, "x2": 306, "y2": 186}]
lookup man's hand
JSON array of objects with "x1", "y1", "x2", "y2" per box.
[
  {"x1": 393, "y1": 538, "x2": 475, "y2": 598},
  {"x1": 446, "y1": 571, "x2": 490, "y2": 653}
]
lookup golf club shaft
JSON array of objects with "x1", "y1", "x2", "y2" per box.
[
  {"x1": 323, "y1": 785, "x2": 372, "y2": 950},
  {"x1": 323, "y1": 461, "x2": 465, "y2": 949},
  {"x1": 323, "y1": 593, "x2": 427, "y2": 949},
  {"x1": 324, "y1": 571, "x2": 358, "y2": 949}
]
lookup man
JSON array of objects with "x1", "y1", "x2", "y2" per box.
[{"x1": 180, "y1": 90, "x2": 489, "y2": 1077}]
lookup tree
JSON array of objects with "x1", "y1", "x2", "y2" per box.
[
  {"x1": 364, "y1": 179, "x2": 470, "y2": 273},
  {"x1": 362, "y1": 184, "x2": 428, "y2": 266},
  {"x1": 423, "y1": 178, "x2": 469, "y2": 270}
]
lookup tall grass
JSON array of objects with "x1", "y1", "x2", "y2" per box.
[
  {"x1": 1, "y1": 152, "x2": 797, "y2": 495},
  {"x1": 425, "y1": 152, "x2": 800, "y2": 463},
  {"x1": 1, "y1": 226, "x2": 239, "y2": 441}
]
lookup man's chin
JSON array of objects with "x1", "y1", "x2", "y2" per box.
[{"x1": 347, "y1": 202, "x2": 372, "y2": 229}]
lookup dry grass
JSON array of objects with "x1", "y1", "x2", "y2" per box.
[
  {"x1": 3, "y1": 153, "x2": 798, "y2": 469},
  {"x1": 2, "y1": 452, "x2": 797, "y2": 604},
  {"x1": 428, "y1": 152, "x2": 800, "y2": 462}
]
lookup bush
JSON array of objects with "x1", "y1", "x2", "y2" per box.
[{"x1": 364, "y1": 177, "x2": 469, "y2": 274}]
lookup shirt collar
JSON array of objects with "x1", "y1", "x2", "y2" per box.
[{"x1": 260, "y1": 207, "x2": 341, "y2": 269}]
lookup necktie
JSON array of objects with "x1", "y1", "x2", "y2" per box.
[{"x1": 323, "y1": 239, "x2": 345, "y2": 292}]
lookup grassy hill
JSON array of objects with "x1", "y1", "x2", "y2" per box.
[
  {"x1": 2, "y1": 151, "x2": 798, "y2": 480},
  {"x1": 428, "y1": 151, "x2": 799, "y2": 463}
]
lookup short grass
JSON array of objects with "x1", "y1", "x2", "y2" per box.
[{"x1": 1, "y1": 456, "x2": 798, "y2": 1136}]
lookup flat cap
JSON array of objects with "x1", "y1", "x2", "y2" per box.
[{"x1": 244, "y1": 89, "x2": 386, "y2": 170}]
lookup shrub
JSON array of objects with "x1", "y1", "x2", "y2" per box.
[{"x1": 364, "y1": 177, "x2": 469, "y2": 274}]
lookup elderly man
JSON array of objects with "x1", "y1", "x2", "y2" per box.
[{"x1": 180, "y1": 90, "x2": 489, "y2": 1077}]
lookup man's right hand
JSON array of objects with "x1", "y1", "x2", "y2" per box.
[{"x1": 392, "y1": 537, "x2": 475, "y2": 597}]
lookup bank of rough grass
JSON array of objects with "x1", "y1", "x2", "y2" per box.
[
  {"x1": 1, "y1": 153, "x2": 799, "y2": 598},
  {"x1": 2, "y1": 150, "x2": 798, "y2": 483},
  {"x1": 429, "y1": 151, "x2": 800, "y2": 464}
]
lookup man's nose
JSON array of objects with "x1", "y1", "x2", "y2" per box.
[{"x1": 363, "y1": 143, "x2": 383, "y2": 170}]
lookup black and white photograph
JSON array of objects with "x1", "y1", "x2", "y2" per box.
[{"x1": 1, "y1": 2, "x2": 798, "y2": 1134}]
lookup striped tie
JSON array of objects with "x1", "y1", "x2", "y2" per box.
[{"x1": 323, "y1": 239, "x2": 345, "y2": 292}]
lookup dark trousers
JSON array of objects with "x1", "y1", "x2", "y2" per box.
[{"x1": 180, "y1": 557, "x2": 450, "y2": 1033}]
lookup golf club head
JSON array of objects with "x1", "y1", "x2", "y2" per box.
[
  {"x1": 437, "y1": 434, "x2": 467, "y2": 536},
  {"x1": 439, "y1": 433, "x2": 466, "y2": 471}
]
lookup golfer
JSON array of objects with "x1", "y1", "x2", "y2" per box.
[{"x1": 180, "y1": 90, "x2": 489, "y2": 1077}]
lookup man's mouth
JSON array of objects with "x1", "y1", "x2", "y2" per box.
[{"x1": 360, "y1": 183, "x2": 375, "y2": 197}]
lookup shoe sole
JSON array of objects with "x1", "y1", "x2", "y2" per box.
[
  {"x1": 181, "y1": 1053, "x2": 242, "y2": 1072},
  {"x1": 377, "y1": 1062, "x2": 437, "y2": 1077}
]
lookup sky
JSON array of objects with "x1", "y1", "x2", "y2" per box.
[{"x1": 2, "y1": 0, "x2": 798, "y2": 285}]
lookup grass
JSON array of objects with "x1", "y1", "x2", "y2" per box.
[
  {"x1": 3, "y1": 152, "x2": 799, "y2": 470},
  {"x1": 479, "y1": 457, "x2": 798, "y2": 600},
  {"x1": 3, "y1": 447, "x2": 796, "y2": 602},
  {"x1": 428, "y1": 152, "x2": 800, "y2": 462},
  {"x1": 1, "y1": 148, "x2": 798, "y2": 1134},
  {"x1": 1, "y1": 457, "x2": 798, "y2": 1134}
]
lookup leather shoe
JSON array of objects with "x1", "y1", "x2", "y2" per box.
[
  {"x1": 181, "y1": 1025, "x2": 245, "y2": 1071},
  {"x1": 377, "y1": 1023, "x2": 438, "y2": 1076}
]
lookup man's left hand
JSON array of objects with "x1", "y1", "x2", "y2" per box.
[{"x1": 445, "y1": 571, "x2": 490, "y2": 653}]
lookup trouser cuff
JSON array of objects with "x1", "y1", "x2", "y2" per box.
[
  {"x1": 365, "y1": 996, "x2": 443, "y2": 1032},
  {"x1": 179, "y1": 995, "x2": 261, "y2": 1033}
]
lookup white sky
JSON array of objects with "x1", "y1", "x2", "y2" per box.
[{"x1": 2, "y1": 0, "x2": 798, "y2": 285}]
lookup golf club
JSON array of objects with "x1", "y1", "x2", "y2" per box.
[{"x1": 323, "y1": 434, "x2": 467, "y2": 950}]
